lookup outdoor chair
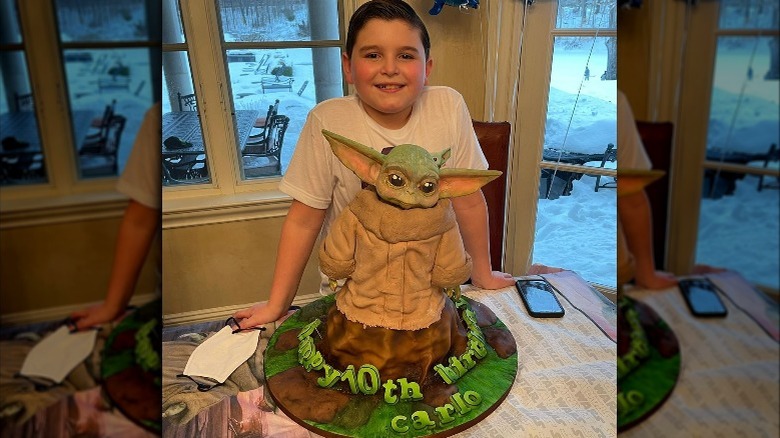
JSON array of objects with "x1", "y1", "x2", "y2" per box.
[
  {"x1": 14, "y1": 92, "x2": 33, "y2": 112},
  {"x1": 1, "y1": 151, "x2": 44, "y2": 184},
  {"x1": 177, "y1": 92, "x2": 197, "y2": 111},
  {"x1": 79, "y1": 114, "x2": 126, "y2": 176},
  {"x1": 757, "y1": 143, "x2": 779, "y2": 192},
  {"x1": 252, "y1": 99, "x2": 280, "y2": 133},
  {"x1": 89, "y1": 99, "x2": 116, "y2": 131},
  {"x1": 473, "y1": 120, "x2": 511, "y2": 273},
  {"x1": 594, "y1": 143, "x2": 617, "y2": 191},
  {"x1": 163, "y1": 153, "x2": 209, "y2": 185},
  {"x1": 242, "y1": 115, "x2": 289, "y2": 176}
]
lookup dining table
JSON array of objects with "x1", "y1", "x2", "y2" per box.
[
  {"x1": 0, "y1": 110, "x2": 94, "y2": 156},
  {"x1": 162, "y1": 110, "x2": 259, "y2": 155},
  {"x1": 621, "y1": 270, "x2": 779, "y2": 436},
  {"x1": 161, "y1": 270, "x2": 617, "y2": 437}
]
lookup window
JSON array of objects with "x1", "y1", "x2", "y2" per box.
[
  {"x1": 162, "y1": 0, "x2": 343, "y2": 191},
  {"x1": 0, "y1": 0, "x2": 159, "y2": 211},
  {"x1": 54, "y1": 0, "x2": 159, "y2": 180},
  {"x1": 509, "y1": 0, "x2": 618, "y2": 287},
  {"x1": 1, "y1": 0, "x2": 46, "y2": 186},
  {"x1": 691, "y1": 1, "x2": 779, "y2": 289}
]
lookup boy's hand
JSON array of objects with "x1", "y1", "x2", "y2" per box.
[
  {"x1": 635, "y1": 270, "x2": 678, "y2": 290},
  {"x1": 471, "y1": 270, "x2": 516, "y2": 290},
  {"x1": 232, "y1": 302, "x2": 284, "y2": 330},
  {"x1": 70, "y1": 302, "x2": 123, "y2": 331}
]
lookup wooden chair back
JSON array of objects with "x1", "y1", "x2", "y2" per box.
[{"x1": 472, "y1": 120, "x2": 511, "y2": 273}]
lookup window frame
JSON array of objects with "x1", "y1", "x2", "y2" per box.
[
  {"x1": 487, "y1": 0, "x2": 617, "y2": 280},
  {"x1": 0, "y1": 0, "x2": 159, "y2": 228},
  {"x1": 667, "y1": 0, "x2": 780, "y2": 285},
  {"x1": 161, "y1": 0, "x2": 349, "y2": 229}
]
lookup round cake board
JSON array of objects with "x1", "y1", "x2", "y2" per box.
[
  {"x1": 101, "y1": 299, "x2": 162, "y2": 434},
  {"x1": 617, "y1": 297, "x2": 681, "y2": 432},
  {"x1": 265, "y1": 294, "x2": 518, "y2": 438}
]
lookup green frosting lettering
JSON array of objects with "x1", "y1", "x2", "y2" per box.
[
  {"x1": 468, "y1": 337, "x2": 487, "y2": 359},
  {"x1": 297, "y1": 337, "x2": 314, "y2": 363},
  {"x1": 391, "y1": 415, "x2": 409, "y2": 433},
  {"x1": 463, "y1": 308, "x2": 478, "y2": 329},
  {"x1": 462, "y1": 390, "x2": 482, "y2": 406},
  {"x1": 383, "y1": 379, "x2": 399, "y2": 404},
  {"x1": 297, "y1": 319, "x2": 321, "y2": 341},
  {"x1": 397, "y1": 378, "x2": 423, "y2": 402},
  {"x1": 434, "y1": 364, "x2": 457, "y2": 384},
  {"x1": 450, "y1": 392, "x2": 474, "y2": 415},
  {"x1": 340, "y1": 365, "x2": 358, "y2": 394},
  {"x1": 302, "y1": 350, "x2": 324, "y2": 371},
  {"x1": 448, "y1": 356, "x2": 467, "y2": 376},
  {"x1": 411, "y1": 411, "x2": 436, "y2": 430},
  {"x1": 460, "y1": 350, "x2": 476, "y2": 369},
  {"x1": 357, "y1": 364, "x2": 380, "y2": 395},
  {"x1": 434, "y1": 404, "x2": 456, "y2": 425},
  {"x1": 317, "y1": 364, "x2": 341, "y2": 388}
]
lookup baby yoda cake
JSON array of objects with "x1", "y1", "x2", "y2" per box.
[{"x1": 265, "y1": 131, "x2": 518, "y2": 437}]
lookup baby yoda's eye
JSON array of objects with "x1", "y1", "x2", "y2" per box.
[
  {"x1": 388, "y1": 173, "x2": 405, "y2": 187},
  {"x1": 420, "y1": 181, "x2": 437, "y2": 194}
]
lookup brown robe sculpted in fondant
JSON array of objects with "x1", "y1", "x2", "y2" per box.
[
  {"x1": 319, "y1": 188, "x2": 472, "y2": 381},
  {"x1": 315, "y1": 130, "x2": 500, "y2": 384}
]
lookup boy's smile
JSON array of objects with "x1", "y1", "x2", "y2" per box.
[{"x1": 343, "y1": 19, "x2": 433, "y2": 130}]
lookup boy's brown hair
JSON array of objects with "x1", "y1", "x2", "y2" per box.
[{"x1": 345, "y1": 0, "x2": 431, "y2": 59}]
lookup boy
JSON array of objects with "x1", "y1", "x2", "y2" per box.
[
  {"x1": 616, "y1": 91, "x2": 677, "y2": 290},
  {"x1": 233, "y1": 0, "x2": 514, "y2": 329},
  {"x1": 70, "y1": 103, "x2": 162, "y2": 330}
]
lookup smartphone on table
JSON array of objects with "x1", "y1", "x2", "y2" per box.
[
  {"x1": 678, "y1": 278, "x2": 728, "y2": 317},
  {"x1": 516, "y1": 279, "x2": 565, "y2": 318}
]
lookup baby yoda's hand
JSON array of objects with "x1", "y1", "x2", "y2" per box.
[{"x1": 444, "y1": 285, "x2": 462, "y2": 301}]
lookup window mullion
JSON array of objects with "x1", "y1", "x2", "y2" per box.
[
  {"x1": 16, "y1": 0, "x2": 77, "y2": 196},
  {"x1": 181, "y1": 0, "x2": 238, "y2": 195},
  {"x1": 508, "y1": 0, "x2": 557, "y2": 276},
  {"x1": 667, "y1": 1, "x2": 721, "y2": 275}
]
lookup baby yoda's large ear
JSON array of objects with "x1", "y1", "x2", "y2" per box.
[
  {"x1": 322, "y1": 130, "x2": 385, "y2": 185},
  {"x1": 438, "y1": 168, "x2": 502, "y2": 199}
]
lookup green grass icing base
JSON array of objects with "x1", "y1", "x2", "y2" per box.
[{"x1": 265, "y1": 294, "x2": 518, "y2": 438}]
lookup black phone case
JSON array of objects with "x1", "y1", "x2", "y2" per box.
[
  {"x1": 679, "y1": 278, "x2": 728, "y2": 317},
  {"x1": 516, "y1": 279, "x2": 565, "y2": 318}
]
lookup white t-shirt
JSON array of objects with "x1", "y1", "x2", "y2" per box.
[
  {"x1": 116, "y1": 103, "x2": 161, "y2": 210},
  {"x1": 617, "y1": 90, "x2": 652, "y2": 171},
  {"x1": 279, "y1": 86, "x2": 489, "y2": 238}
]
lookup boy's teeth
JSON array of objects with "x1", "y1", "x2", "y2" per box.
[{"x1": 378, "y1": 84, "x2": 401, "y2": 89}]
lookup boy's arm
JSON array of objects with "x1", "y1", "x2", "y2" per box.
[
  {"x1": 233, "y1": 200, "x2": 326, "y2": 328},
  {"x1": 618, "y1": 189, "x2": 677, "y2": 289},
  {"x1": 451, "y1": 190, "x2": 515, "y2": 289},
  {"x1": 71, "y1": 200, "x2": 160, "y2": 330}
]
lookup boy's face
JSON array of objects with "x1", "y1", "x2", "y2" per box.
[{"x1": 343, "y1": 19, "x2": 433, "y2": 129}]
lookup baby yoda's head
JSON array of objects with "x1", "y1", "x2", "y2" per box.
[{"x1": 322, "y1": 130, "x2": 501, "y2": 210}]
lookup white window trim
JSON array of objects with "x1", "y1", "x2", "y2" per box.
[
  {"x1": 0, "y1": 0, "x2": 128, "y2": 226},
  {"x1": 485, "y1": 0, "x2": 616, "y2": 276},
  {"x1": 161, "y1": 0, "x2": 353, "y2": 228}
]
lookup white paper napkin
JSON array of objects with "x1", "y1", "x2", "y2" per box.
[
  {"x1": 19, "y1": 325, "x2": 97, "y2": 384},
  {"x1": 182, "y1": 326, "x2": 260, "y2": 384}
]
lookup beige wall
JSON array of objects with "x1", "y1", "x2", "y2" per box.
[
  {"x1": 162, "y1": 216, "x2": 322, "y2": 315},
  {"x1": 162, "y1": 6, "x2": 489, "y2": 316},
  {"x1": 419, "y1": 5, "x2": 487, "y2": 119},
  {"x1": 0, "y1": 212, "x2": 159, "y2": 315},
  {"x1": 617, "y1": 7, "x2": 652, "y2": 120}
]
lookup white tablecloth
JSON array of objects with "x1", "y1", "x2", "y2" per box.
[
  {"x1": 453, "y1": 272, "x2": 616, "y2": 437},
  {"x1": 622, "y1": 272, "x2": 779, "y2": 437}
]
